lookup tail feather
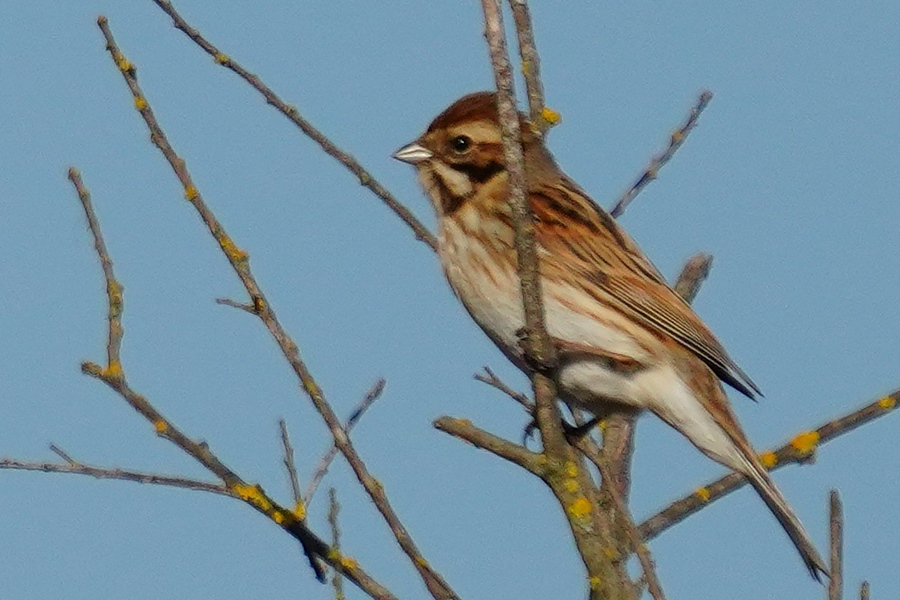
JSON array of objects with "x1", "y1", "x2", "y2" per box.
[{"x1": 744, "y1": 464, "x2": 829, "y2": 581}]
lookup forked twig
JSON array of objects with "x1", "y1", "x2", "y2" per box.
[
  {"x1": 474, "y1": 367, "x2": 533, "y2": 412},
  {"x1": 305, "y1": 379, "x2": 386, "y2": 503},
  {"x1": 98, "y1": 17, "x2": 447, "y2": 599},
  {"x1": 68, "y1": 167, "x2": 359, "y2": 589}
]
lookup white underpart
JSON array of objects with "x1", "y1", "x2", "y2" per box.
[{"x1": 439, "y1": 213, "x2": 746, "y2": 473}]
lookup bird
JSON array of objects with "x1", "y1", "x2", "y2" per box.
[{"x1": 393, "y1": 90, "x2": 827, "y2": 579}]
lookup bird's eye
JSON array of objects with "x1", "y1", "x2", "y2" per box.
[{"x1": 450, "y1": 135, "x2": 472, "y2": 153}]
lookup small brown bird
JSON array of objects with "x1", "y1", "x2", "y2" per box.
[{"x1": 394, "y1": 91, "x2": 827, "y2": 579}]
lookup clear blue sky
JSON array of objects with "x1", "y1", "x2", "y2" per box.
[{"x1": 1, "y1": 2, "x2": 897, "y2": 599}]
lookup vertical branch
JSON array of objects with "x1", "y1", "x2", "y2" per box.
[
  {"x1": 480, "y1": 0, "x2": 554, "y2": 373},
  {"x1": 329, "y1": 488, "x2": 346, "y2": 600},
  {"x1": 279, "y1": 419, "x2": 303, "y2": 508},
  {"x1": 593, "y1": 458, "x2": 666, "y2": 600},
  {"x1": 68, "y1": 168, "x2": 124, "y2": 375},
  {"x1": 860, "y1": 582, "x2": 870, "y2": 600},
  {"x1": 480, "y1": 3, "x2": 633, "y2": 598},
  {"x1": 507, "y1": 0, "x2": 550, "y2": 132},
  {"x1": 829, "y1": 490, "x2": 844, "y2": 600}
]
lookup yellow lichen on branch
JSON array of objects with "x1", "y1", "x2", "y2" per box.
[
  {"x1": 790, "y1": 431, "x2": 820, "y2": 454},
  {"x1": 759, "y1": 451, "x2": 778, "y2": 469},
  {"x1": 567, "y1": 496, "x2": 593, "y2": 519},
  {"x1": 540, "y1": 106, "x2": 561, "y2": 126}
]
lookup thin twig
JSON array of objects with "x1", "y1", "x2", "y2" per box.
[
  {"x1": 474, "y1": 367, "x2": 533, "y2": 412},
  {"x1": 672, "y1": 253, "x2": 713, "y2": 304},
  {"x1": 279, "y1": 419, "x2": 303, "y2": 507},
  {"x1": 329, "y1": 489, "x2": 346, "y2": 600},
  {"x1": 829, "y1": 490, "x2": 844, "y2": 600},
  {"x1": 433, "y1": 416, "x2": 542, "y2": 473},
  {"x1": 610, "y1": 91, "x2": 713, "y2": 218},
  {"x1": 49, "y1": 444, "x2": 78, "y2": 465},
  {"x1": 0, "y1": 456, "x2": 229, "y2": 495},
  {"x1": 97, "y1": 18, "x2": 438, "y2": 599},
  {"x1": 216, "y1": 297, "x2": 257, "y2": 314},
  {"x1": 507, "y1": 0, "x2": 549, "y2": 133},
  {"x1": 638, "y1": 390, "x2": 899, "y2": 541},
  {"x1": 147, "y1": 0, "x2": 436, "y2": 250},
  {"x1": 305, "y1": 378, "x2": 386, "y2": 503}
]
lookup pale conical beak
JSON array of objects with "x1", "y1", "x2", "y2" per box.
[{"x1": 392, "y1": 142, "x2": 433, "y2": 165}]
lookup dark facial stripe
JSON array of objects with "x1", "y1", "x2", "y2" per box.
[
  {"x1": 450, "y1": 159, "x2": 504, "y2": 185},
  {"x1": 433, "y1": 174, "x2": 466, "y2": 216}
]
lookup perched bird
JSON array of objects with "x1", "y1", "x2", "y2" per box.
[{"x1": 394, "y1": 91, "x2": 827, "y2": 579}]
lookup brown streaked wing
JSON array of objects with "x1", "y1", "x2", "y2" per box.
[{"x1": 530, "y1": 177, "x2": 762, "y2": 400}]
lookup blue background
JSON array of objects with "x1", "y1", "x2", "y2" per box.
[{"x1": 1, "y1": 2, "x2": 897, "y2": 598}]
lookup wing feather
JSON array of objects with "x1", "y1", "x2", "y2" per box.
[{"x1": 531, "y1": 175, "x2": 762, "y2": 399}]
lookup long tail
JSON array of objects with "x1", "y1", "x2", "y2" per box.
[{"x1": 743, "y1": 463, "x2": 829, "y2": 581}]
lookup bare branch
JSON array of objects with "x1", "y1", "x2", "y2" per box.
[
  {"x1": 672, "y1": 253, "x2": 713, "y2": 304},
  {"x1": 216, "y1": 297, "x2": 257, "y2": 314},
  {"x1": 480, "y1": 4, "x2": 632, "y2": 598},
  {"x1": 0, "y1": 455, "x2": 228, "y2": 496},
  {"x1": 329, "y1": 488, "x2": 346, "y2": 600},
  {"x1": 279, "y1": 419, "x2": 303, "y2": 507},
  {"x1": 507, "y1": 0, "x2": 552, "y2": 133},
  {"x1": 147, "y1": 0, "x2": 436, "y2": 250},
  {"x1": 589, "y1": 450, "x2": 666, "y2": 600},
  {"x1": 305, "y1": 379, "x2": 386, "y2": 504},
  {"x1": 474, "y1": 367, "x2": 533, "y2": 412},
  {"x1": 610, "y1": 91, "x2": 713, "y2": 218},
  {"x1": 829, "y1": 490, "x2": 844, "y2": 600},
  {"x1": 49, "y1": 443, "x2": 78, "y2": 465},
  {"x1": 69, "y1": 164, "x2": 355, "y2": 588},
  {"x1": 433, "y1": 416, "x2": 542, "y2": 473},
  {"x1": 639, "y1": 390, "x2": 899, "y2": 541},
  {"x1": 97, "y1": 18, "x2": 445, "y2": 598}
]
